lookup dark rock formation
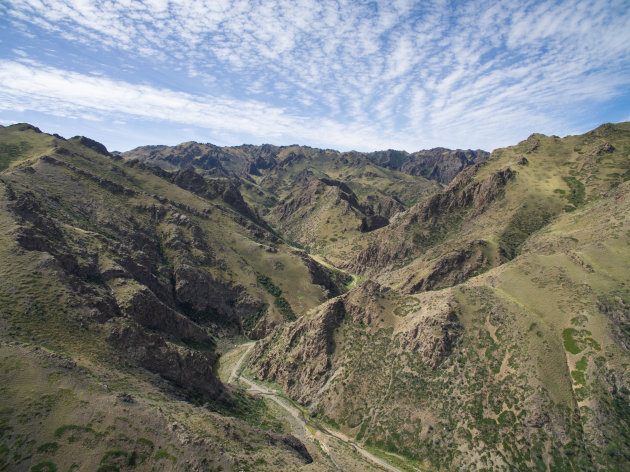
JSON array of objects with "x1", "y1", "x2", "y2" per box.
[
  {"x1": 359, "y1": 214, "x2": 389, "y2": 232},
  {"x1": 351, "y1": 166, "x2": 515, "y2": 273},
  {"x1": 298, "y1": 252, "x2": 352, "y2": 297},
  {"x1": 251, "y1": 298, "x2": 346, "y2": 403},
  {"x1": 108, "y1": 321, "x2": 223, "y2": 398},
  {"x1": 403, "y1": 240, "x2": 491, "y2": 293},
  {"x1": 265, "y1": 432, "x2": 313, "y2": 463}
]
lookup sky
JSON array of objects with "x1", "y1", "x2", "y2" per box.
[{"x1": 0, "y1": 0, "x2": 629, "y2": 153}]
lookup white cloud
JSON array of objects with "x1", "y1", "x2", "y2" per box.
[
  {"x1": 0, "y1": 59, "x2": 406, "y2": 150},
  {"x1": 1, "y1": 0, "x2": 630, "y2": 151}
]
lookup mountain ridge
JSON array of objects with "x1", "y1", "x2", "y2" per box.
[{"x1": 0, "y1": 121, "x2": 629, "y2": 471}]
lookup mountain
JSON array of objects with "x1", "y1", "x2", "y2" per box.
[
  {"x1": 0, "y1": 121, "x2": 629, "y2": 471},
  {"x1": 250, "y1": 122, "x2": 630, "y2": 470},
  {"x1": 364, "y1": 147, "x2": 489, "y2": 184}
]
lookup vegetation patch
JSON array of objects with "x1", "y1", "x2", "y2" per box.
[
  {"x1": 242, "y1": 303, "x2": 268, "y2": 333},
  {"x1": 100, "y1": 449, "x2": 129, "y2": 464},
  {"x1": 0, "y1": 141, "x2": 32, "y2": 171},
  {"x1": 571, "y1": 370, "x2": 586, "y2": 386},
  {"x1": 95, "y1": 466, "x2": 119, "y2": 472},
  {"x1": 274, "y1": 297, "x2": 296, "y2": 321},
  {"x1": 498, "y1": 206, "x2": 552, "y2": 260},
  {"x1": 256, "y1": 273, "x2": 282, "y2": 297},
  {"x1": 30, "y1": 462, "x2": 57, "y2": 472},
  {"x1": 562, "y1": 328, "x2": 583, "y2": 354},
  {"x1": 254, "y1": 273, "x2": 297, "y2": 320},
  {"x1": 562, "y1": 176, "x2": 586, "y2": 208},
  {"x1": 155, "y1": 448, "x2": 177, "y2": 463},
  {"x1": 36, "y1": 442, "x2": 59, "y2": 454},
  {"x1": 498, "y1": 410, "x2": 516, "y2": 426},
  {"x1": 575, "y1": 357, "x2": 588, "y2": 371}
]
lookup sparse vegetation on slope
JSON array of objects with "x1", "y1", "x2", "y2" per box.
[{"x1": 2, "y1": 121, "x2": 630, "y2": 471}]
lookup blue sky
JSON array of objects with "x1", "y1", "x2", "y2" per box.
[{"x1": 0, "y1": 0, "x2": 629, "y2": 153}]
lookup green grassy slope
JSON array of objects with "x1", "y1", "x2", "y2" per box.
[{"x1": 250, "y1": 123, "x2": 630, "y2": 471}]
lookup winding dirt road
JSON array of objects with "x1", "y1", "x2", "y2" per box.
[{"x1": 228, "y1": 342, "x2": 406, "y2": 472}]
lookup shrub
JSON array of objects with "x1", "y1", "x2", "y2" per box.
[{"x1": 31, "y1": 463, "x2": 57, "y2": 472}]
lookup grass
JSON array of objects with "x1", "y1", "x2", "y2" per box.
[
  {"x1": 562, "y1": 176, "x2": 586, "y2": 208},
  {"x1": 155, "y1": 448, "x2": 177, "y2": 463},
  {"x1": 3, "y1": 120, "x2": 630, "y2": 472},
  {"x1": 562, "y1": 328, "x2": 583, "y2": 354},
  {"x1": 30, "y1": 462, "x2": 57, "y2": 472},
  {"x1": 274, "y1": 296, "x2": 296, "y2": 321},
  {"x1": 255, "y1": 272, "x2": 297, "y2": 320},
  {"x1": 54, "y1": 424, "x2": 96, "y2": 441},
  {"x1": 256, "y1": 273, "x2": 282, "y2": 297},
  {"x1": 36, "y1": 442, "x2": 59, "y2": 454}
]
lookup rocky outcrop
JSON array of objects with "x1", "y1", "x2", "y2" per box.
[
  {"x1": 108, "y1": 321, "x2": 223, "y2": 398},
  {"x1": 173, "y1": 264, "x2": 240, "y2": 315},
  {"x1": 394, "y1": 297, "x2": 461, "y2": 369},
  {"x1": 251, "y1": 298, "x2": 346, "y2": 403},
  {"x1": 366, "y1": 194, "x2": 405, "y2": 219},
  {"x1": 298, "y1": 252, "x2": 352, "y2": 297},
  {"x1": 7, "y1": 189, "x2": 64, "y2": 253},
  {"x1": 172, "y1": 167, "x2": 215, "y2": 197},
  {"x1": 250, "y1": 282, "x2": 463, "y2": 404},
  {"x1": 112, "y1": 282, "x2": 211, "y2": 344},
  {"x1": 359, "y1": 214, "x2": 389, "y2": 232},
  {"x1": 409, "y1": 166, "x2": 515, "y2": 223},
  {"x1": 265, "y1": 432, "x2": 313, "y2": 464},
  {"x1": 403, "y1": 240, "x2": 491, "y2": 293},
  {"x1": 351, "y1": 166, "x2": 515, "y2": 273},
  {"x1": 273, "y1": 177, "x2": 364, "y2": 222},
  {"x1": 367, "y1": 148, "x2": 489, "y2": 184}
]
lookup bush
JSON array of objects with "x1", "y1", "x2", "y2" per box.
[
  {"x1": 256, "y1": 274, "x2": 282, "y2": 297},
  {"x1": 31, "y1": 463, "x2": 57, "y2": 472},
  {"x1": 274, "y1": 297, "x2": 296, "y2": 321}
]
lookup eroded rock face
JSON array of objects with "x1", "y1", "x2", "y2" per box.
[
  {"x1": 411, "y1": 166, "x2": 515, "y2": 222},
  {"x1": 112, "y1": 282, "x2": 211, "y2": 344},
  {"x1": 298, "y1": 252, "x2": 352, "y2": 298},
  {"x1": 251, "y1": 298, "x2": 347, "y2": 403},
  {"x1": 108, "y1": 321, "x2": 223, "y2": 398},
  {"x1": 367, "y1": 148, "x2": 490, "y2": 184},
  {"x1": 359, "y1": 214, "x2": 389, "y2": 232},
  {"x1": 250, "y1": 282, "x2": 462, "y2": 403},
  {"x1": 403, "y1": 240, "x2": 491, "y2": 294},
  {"x1": 350, "y1": 166, "x2": 515, "y2": 275},
  {"x1": 395, "y1": 298, "x2": 461, "y2": 369},
  {"x1": 265, "y1": 432, "x2": 313, "y2": 464},
  {"x1": 69, "y1": 136, "x2": 110, "y2": 156}
]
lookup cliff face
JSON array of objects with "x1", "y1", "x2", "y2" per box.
[
  {"x1": 349, "y1": 165, "x2": 516, "y2": 280},
  {"x1": 0, "y1": 124, "x2": 343, "y2": 403}
]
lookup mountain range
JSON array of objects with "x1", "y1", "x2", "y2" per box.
[{"x1": 0, "y1": 121, "x2": 629, "y2": 471}]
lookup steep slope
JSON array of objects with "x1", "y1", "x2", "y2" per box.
[
  {"x1": 3, "y1": 121, "x2": 630, "y2": 472},
  {"x1": 0, "y1": 124, "x2": 353, "y2": 471},
  {"x1": 249, "y1": 123, "x2": 630, "y2": 471},
  {"x1": 350, "y1": 123, "x2": 630, "y2": 294}
]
